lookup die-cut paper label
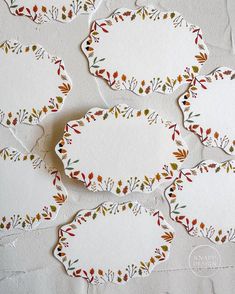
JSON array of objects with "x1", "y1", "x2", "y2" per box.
[
  {"x1": 56, "y1": 104, "x2": 189, "y2": 196},
  {"x1": 165, "y1": 160, "x2": 235, "y2": 244},
  {"x1": 0, "y1": 147, "x2": 67, "y2": 231},
  {"x1": 0, "y1": 40, "x2": 72, "y2": 127},
  {"x1": 179, "y1": 67, "x2": 235, "y2": 155},
  {"x1": 54, "y1": 201, "x2": 174, "y2": 284},
  {"x1": 82, "y1": 6, "x2": 209, "y2": 96},
  {"x1": 4, "y1": 0, "x2": 97, "y2": 24}
]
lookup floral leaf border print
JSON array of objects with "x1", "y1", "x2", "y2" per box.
[
  {"x1": 54, "y1": 201, "x2": 175, "y2": 285},
  {"x1": 4, "y1": 0, "x2": 97, "y2": 24},
  {"x1": 82, "y1": 6, "x2": 209, "y2": 96},
  {"x1": 55, "y1": 104, "x2": 189, "y2": 196},
  {"x1": 179, "y1": 67, "x2": 235, "y2": 155},
  {"x1": 165, "y1": 160, "x2": 235, "y2": 244},
  {"x1": 0, "y1": 147, "x2": 67, "y2": 231},
  {"x1": 0, "y1": 40, "x2": 72, "y2": 127}
]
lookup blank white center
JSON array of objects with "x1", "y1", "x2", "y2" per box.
[
  {"x1": 177, "y1": 170, "x2": 235, "y2": 229},
  {"x1": 190, "y1": 78, "x2": 235, "y2": 138},
  {"x1": 0, "y1": 50, "x2": 61, "y2": 112},
  {"x1": 67, "y1": 116, "x2": 175, "y2": 179},
  {"x1": 95, "y1": 18, "x2": 198, "y2": 80},
  {"x1": 0, "y1": 159, "x2": 55, "y2": 217},
  {"x1": 67, "y1": 210, "x2": 162, "y2": 270}
]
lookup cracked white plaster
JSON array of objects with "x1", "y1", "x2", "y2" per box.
[
  {"x1": 135, "y1": 0, "x2": 158, "y2": 7},
  {"x1": 0, "y1": 125, "x2": 25, "y2": 152},
  {"x1": 0, "y1": 235, "x2": 18, "y2": 248},
  {"x1": 104, "y1": 0, "x2": 112, "y2": 11},
  {"x1": 9, "y1": 124, "x2": 44, "y2": 154},
  {"x1": 225, "y1": 0, "x2": 235, "y2": 54}
]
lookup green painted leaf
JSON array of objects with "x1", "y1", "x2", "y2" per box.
[
  {"x1": 139, "y1": 87, "x2": 143, "y2": 94},
  {"x1": 170, "y1": 163, "x2": 178, "y2": 170},
  {"x1": 161, "y1": 245, "x2": 168, "y2": 251},
  {"x1": 144, "y1": 109, "x2": 149, "y2": 116},
  {"x1": 192, "y1": 66, "x2": 199, "y2": 73},
  {"x1": 56, "y1": 97, "x2": 63, "y2": 103},
  {"x1": 116, "y1": 187, "x2": 121, "y2": 194},
  {"x1": 50, "y1": 205, "x2": 57, "y2": 212}
]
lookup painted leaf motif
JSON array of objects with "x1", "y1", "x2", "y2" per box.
[
  {"x1": 56, "y1": 104, "x2": 189, "y2": 196},
  {"x1": 82, "y1": 7, "x2": 208, "y2": 96},
  {"x1": 179, "y1": 67, "x2": 235, "y2": 155},
  {"x1": 5, "y1": 0, "x2": 98, "y2": 23},
  {"x1": 165, "y1": 160, "x2": 235, "y2": 244},
  {"x1": 173, "y1": 149, "x2": 189, "y2": 162},
  {"x1": 54, "y1": 201, "x2": 174, "y2": 284}
]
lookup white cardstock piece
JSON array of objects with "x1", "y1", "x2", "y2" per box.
[
  {"x1": 0, "y1": 40, "x2": 72, "y2": 127},
  {"x1": 54, "y1": 201, "x2": 174, "y2": 284},
  {"x1": 179, "y1": 67, "x2": 235, "y2": 155},
  {"x1": 82, "y1": 6, "x2": 209, "y2": 96},
  {"x1": 56, "y1": 104, "x2": 189, "y2": 196},
  {"x1": 0, "y1": 147, "x2": 67, "y2": 231},
  {"x1": 4, "y1": 0, "x2": 98, "y2": 24},
  {"x1": 165, "y1": 160, "x2": 235, "y2": 244}
]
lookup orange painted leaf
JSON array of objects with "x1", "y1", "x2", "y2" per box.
[
  {"x1": 195, "y1": 52, "x2": 208, "y2": 64},
  {"x1": 59, "y1": 83, "x2": 71, "y2": 95},
  {"x1": 53, "y1": 193, "x2": 67, "y2": 204},
  {"x1": 173, "y1": 149, "x2": 189, "y2": 162},
  {"x1": 161, "y1": 232, "x2": 174, "y2": 243}
]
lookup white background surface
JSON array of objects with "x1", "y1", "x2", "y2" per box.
[{"x1": 0, "y1": 0, "x2": 235, "y2": 293}]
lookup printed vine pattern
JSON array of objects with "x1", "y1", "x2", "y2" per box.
[
  {"x1": 82, "y1": 7, "x2": 209, "y2": 96},
  {"x1": 56, "y1": 104, "x2": 189, "y2": 196},
  {"x1": 54, "y1": 201, "x2": 174, "y2": 284},
  {"x1": 0, "y1": 147, "x2": 67, "y2": 231},
  {"x1": 165, "y1": 160, "x2": 235, "y2": 244},
  {"x1": 179, "y1": 67, "x2": 235, "y2": 155},
  {"x1": 0, "y1": 40, "x2": 72, "y2": 127},
  {"x1": 4, "y1": 0, "x2": 97, "y2": 24}
]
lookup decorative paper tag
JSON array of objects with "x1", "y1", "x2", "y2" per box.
[
  {"x1": 0, "y1": 40, "x2": 72, "y2": 127},
  {"x1": 56, "y1": 104, "x2": 189, "y2": 196},
  {"x1": 54, "y1": 201, "x2": 174, "y2": 284},
  {"x1": 4, "y1": 0, "x2": 97, "y2": 24},
  {"x1": 0, "y1": 147, "x2": 67, "y2": 231},
  {"x1": 82, "y1": 6, "x2": 209, "y2": 96},
  {"x1": 165, "y1": 160, "x2": 235, "y2": 244},
  {"x1": 179, "y1": 67, "x2": 235, "y2": 155}
]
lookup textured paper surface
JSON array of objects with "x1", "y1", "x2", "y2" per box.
[
  {"x1": 56, "y1": 104, "x2": 189, "y2": 195},
  {"x1": 4, "y1": 0, "x2": 99, "y2": 23},
  {"x1": 179, "y1": 67, "x2": 235, "y2": 155},
  {"x1": 54, "y1": 201, "x2": 174, "y2": 284},
  {"x1": 165, "y1": 160, "x2": 235, "y2": 244},
  {"x1": 0, "y1": 147, "x2": 67, "y2": 230},
  {"x1": 0, "y1": 40, "x2": 72, "y2": 127},
  {"x1": 82, "y1": 6, "x2": 209, "y2": 95}
]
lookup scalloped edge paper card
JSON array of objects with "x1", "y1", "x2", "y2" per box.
[
  {"x1": 0, "y1": 40, "x2": 72, "y2": 127},
  {"x1": 56, "y1": 104, "x2": 189, "y2": 196},
  {"x1": 0, "y1": 147, "x2": 67, "y2": 231},
  {"x1": 82, "y1": 6, "x2": 209, "y2": 96},
  {"x1": 54, "y1": 201, "x2": 174, "y2": 284},
  {"x1": 165, "y1": 160, "x2": 235, "y2": 244},
  {"x1": 4, "y1": 0, "x2": 98, "y2": 24},
  {"x1": 179, "y1": 67, "x2": 235, "y2": 155}
]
